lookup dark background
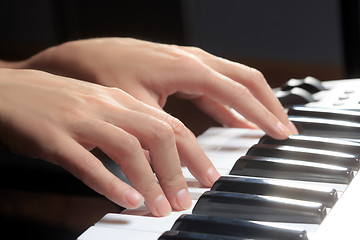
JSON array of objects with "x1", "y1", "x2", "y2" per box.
[
  {"x1": 1, "y1": 0, "x2": 360, "y2": 239},
  {"x1": 2, "y1": 0, "x2": 360, "y2": 81}
]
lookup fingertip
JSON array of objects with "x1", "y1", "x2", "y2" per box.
[
  {"x1": 275, "y1": 121, "x2": 293, "y2": 139},
  {"x1": 123, "y1": 188, "x2": 145, "y2": 209},
  {"x1": 288, "y1": 121, "x2": 299, "y2": 135},
  {"x1": 153, "y1": 194, "x2": 172, "y2": 217},
  {"x1": 176, "y1": 188, "x2": 192, "y2": 210},
  {"x1": 206, "y1": 166, "x2": 220, "y2": 187}
]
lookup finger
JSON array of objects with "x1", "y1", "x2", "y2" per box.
[
  {"x1": 91, "y1": 89, "x2": 191, "y2": 210},
  {"x1": 76, "y1": 119, "x2": 179, "y2": 216},
  {"x1": 169, "y1": 62, "x2": 292, "y2": 139},
  {"x1": 47, "y1": 134, "x2": 145, "y2": 210},
  {"x1": 149, "y1": 48, "x2": 294, "y2": 139},
  {"x1": 100, "y1": 108, "x2": 191, "y2": 211},
  {"x1": 174, "y1": 121, "x2": 221, "y2": 187},
  {"x1": 191, "y1": 95, "x2": 258, "y2": 129},
  {"x1": 129, "y1": 101, "x2": 221, "y2": 187},
  {"x1": 178, "y1": 46, "x2": 298, "y2": 135}
]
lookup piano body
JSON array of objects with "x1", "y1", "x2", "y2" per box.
[{"x1": 78, "y1": 78, "x2": 360, "y2": 240}]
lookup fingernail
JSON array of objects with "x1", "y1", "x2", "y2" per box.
[
  {"x1": 207, "y1": 166, "x2": 220, "y2": 187},
  {"x1": 288, "y1": 121, "x2": 299, "y2": 135},
  {"x1": 154, "y1": 194, "x2": 171, "y2": 216},
  {"x1": 124, "y1": 188, "x2": 144, "y2": 208},
  {"x1": 176, "y1": 188, "x2": 192, "y2": 210},
  {"x1": 276, "y1": 121, "x2": 292, "y2": 138}
]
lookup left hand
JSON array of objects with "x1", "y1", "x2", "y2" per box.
[{"x1": 21, "y1": 37, "x2": 297, "y2": 139}]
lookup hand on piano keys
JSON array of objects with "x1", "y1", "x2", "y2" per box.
[
  {"x1": 11, "y1": 37, "x2": 301, "y2": 218},
  {"x1": 79, "y1": 78, "x2": 360, "y2": 240}
]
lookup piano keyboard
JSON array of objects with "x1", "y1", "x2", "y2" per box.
[{"x1": 78, "y1": 78, "x2": 360, "y2": 240}]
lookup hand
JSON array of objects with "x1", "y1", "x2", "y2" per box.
[
  {"x1": 23, "y1": 38, "x2": 298, "y2": 139},
  {"x1": 0, "y1": 68, "x2": 219, "y2": 216}
]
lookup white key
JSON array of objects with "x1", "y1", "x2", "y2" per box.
[{"x1": 78, "y1": 226, "x2": 161, "y2": 240}]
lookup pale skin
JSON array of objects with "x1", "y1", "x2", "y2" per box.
[{"x1": 0, "y1": 38, "x2": 298, "y2": 217}]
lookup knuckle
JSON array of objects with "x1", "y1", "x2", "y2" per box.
[
  {"x1": 111, "y1": 134, "x2": 143, "y2": 167},
  {"x1": 141, "y1": 180, "x2": 162, "y2": 198},
  {"x1": 250, "y1": 67, "x2": 265, "y2": 78},
  {"x1": 235, "y1": 66, "x2": 267, "y2": 93},
  {"x1": 187, "y1": 46, "x2": 205, "y2": 55},
  {"x1": 151, "y1": 120, "x2": 175, "y2": 142},
  {"x1": 248, "y1": 67, "x2": 267, "y2": 86},
  {"x1": 71, "y1": 118, "x2": 97, "y2": 141},
  {"x1": 235, "y1": 84, "x2": 252, "y2": 98},
  {"x1": 168, "y1": 116, "x2": 189, "y2": 138},
  {"x1": 170, "y1": 49, "x2": 212, "y2": 85},
  {"x1": 82, "y1": 87, "x2": 126, "y2": 108},
  {"x1": 174, "y1": 52, "x2": 202, "y2": 70},
  {"x1": 122, "y1": 135, "x2": 143, "y2": 158},
  {"x1": 107, "y1": 86, "x2": 125, "y2": 97}
]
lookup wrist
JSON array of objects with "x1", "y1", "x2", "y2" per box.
[{"x1": 0, "y1": 59, "x2": 27, "y2": 69}]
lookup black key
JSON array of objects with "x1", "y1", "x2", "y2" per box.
[
  {"x1": 230, "y1": 155, "x2": 353, "y2": 184},
  {"x1": 289, "y1": 116, "x2": 360, "y2": 139},
  {"x1": 288, "y1": 106, "x2": 360, "y2": 123},
  {"x1": 246, "y1": 143, "x2": 360, "y2": 170},
  {"x1": 259, "y1": 135, "x2": 360, "y2": 156},
  {"x1": 171, "y1": 214, "x2": 308, "y2": 240},
  {"x1": 158, "y1": 230, "x2": 240, "y2": 240},
  {"x1": 281, "y1": 77, "x2": 326, "y2": 93},
  {"x1": 212, "y1": 176, "x2": 337, "y2": 207},
  {"x1": 276, "y1": 88, "x2": 315, "y2": 107},
  {"x1": 192, "y1": 191, "x2": 326, "y2": 224}
]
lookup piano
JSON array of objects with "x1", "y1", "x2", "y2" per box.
[{"x1": 78, "y1": 77, "x2": 360, "y2": 240}]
